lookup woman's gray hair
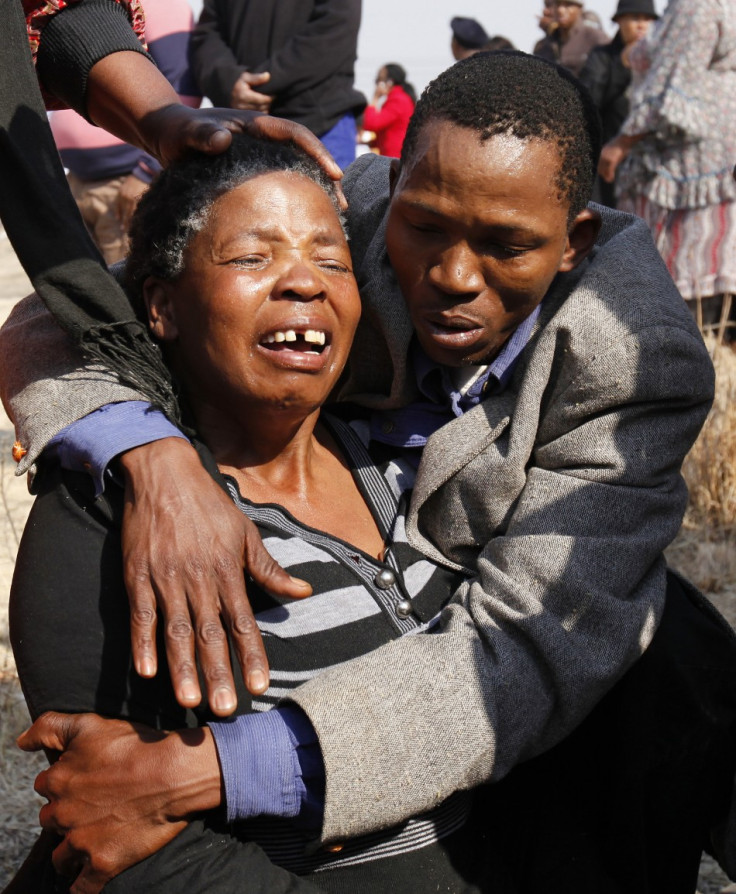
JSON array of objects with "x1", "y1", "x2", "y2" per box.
[{"x1": 125, "y1": 134, "x2": 346, "y2": 314}]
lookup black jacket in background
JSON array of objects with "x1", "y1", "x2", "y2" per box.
[
  {"x1": 190, "y1": 0, "x2": 366, "y2": 137},
  {"x1": 579, "y1": 31, "x2": 631, "y2": 144},
  {"x1": 579, "y1": 31, "x2": 631, "y2": 206}
]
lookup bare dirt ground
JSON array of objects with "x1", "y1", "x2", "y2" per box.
[{"x1": 0, "y1": 229, "x2": 734, "y2": 891}]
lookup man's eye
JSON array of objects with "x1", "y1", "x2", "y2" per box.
[
  {"x1": 485, "y1": 243, "x2": 529, "y2": 258},
  {"x1": 409, "y1": 221, "x2": 442, "y2": 235},
  {"x1": 500, "y1": 246, "x2": 528, "y2": 257}
]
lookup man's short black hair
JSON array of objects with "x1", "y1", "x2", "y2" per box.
[{"x1": 401, "y1": 51, "x2": 602, "y2": 221}]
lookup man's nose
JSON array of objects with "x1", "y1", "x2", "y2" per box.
[{"x1": 428, "y1": 243, "x2": 485, "y2": 297}]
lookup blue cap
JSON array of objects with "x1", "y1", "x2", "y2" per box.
[{"x1": 450, "y1": 16, "x2": 489, "y2": 49}]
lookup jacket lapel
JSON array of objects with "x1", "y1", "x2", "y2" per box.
[{"x1": 412, "y1": 388, "x2": 516, "y2": 511}]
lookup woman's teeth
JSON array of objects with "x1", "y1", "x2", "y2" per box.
[
  {"x1": 263, "y1": 330, "x2": 326, "y2": 346},
  {"x1": 261, "y1": 329, "x2": 327, "y2": 354}
]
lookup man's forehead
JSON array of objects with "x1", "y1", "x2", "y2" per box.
[{"x1": 395, "y1": 122, "x2": 562, "y2": 194}]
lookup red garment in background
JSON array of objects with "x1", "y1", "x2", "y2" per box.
[{"x1": 363, "y1": 84, "x2": 414, "y2": 158}]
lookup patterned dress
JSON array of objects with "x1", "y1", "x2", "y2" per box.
[{"x1": 615, "y1": 0, "x2": 736, "y2": 300}]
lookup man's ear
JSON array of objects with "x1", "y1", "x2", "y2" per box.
[
  {"x1": 143, "y1": 276, "x2": 178, "y2": 342},
  {"x1": 388, "y1": 157, "x2": 402, "y2": 198},
  {"x1": 558, "y1": 207, "x2": 602, "y2": 273}
]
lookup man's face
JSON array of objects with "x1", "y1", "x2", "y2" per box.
[
  {"x1": 554, "y1": 0, "x2": 583, "y2": 30},
  {"x1": 384, "y1": 122, "x2": 595, "y2": 368},
  {"x1": 539, "y1": 1, "x2": 555, "y2": 32}
]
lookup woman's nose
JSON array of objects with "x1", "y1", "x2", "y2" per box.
[
  {"x1": 274, "y1": 261, "x2": 326, "y2": 301},
  {"x1": 427, "y1": 243, "x2": 485, "y2": 297}
]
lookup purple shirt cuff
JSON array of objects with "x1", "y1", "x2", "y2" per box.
[
  {"x1": 209, "y1": 706, "x2": 325, "y2": 827},
  {"x1": 47, "y1": 401, "x2": 186, "y2": 495}
]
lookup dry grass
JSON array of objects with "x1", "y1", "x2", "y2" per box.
[
  {"x1": 667, "y1": 340, "x2": 736, "y2": 641},
  {"x1": 681, "y1": 338, "x2": 736, "y2": 532}
]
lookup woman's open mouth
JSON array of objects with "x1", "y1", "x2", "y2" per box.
[
  {"x1": 257, "y1": 327, "x2": 332, "y2": 370},
  {"x1": 261, "y1": 328, "x2": 327, "y2": 354}
]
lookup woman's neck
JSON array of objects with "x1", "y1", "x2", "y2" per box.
[
  {"x1": 193, "y1": 397, "x2": 325, "y2": 492},
  {"x1": 190, "y1": 397, "x2": 386, "y2": 559}
]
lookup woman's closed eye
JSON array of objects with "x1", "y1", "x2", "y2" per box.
[
  {"x1": 315, "y1": 257, "x2": 351, "y2": 274},
  {"x1": 229, "y1": 254, "x2": 269, "y2": 269}
]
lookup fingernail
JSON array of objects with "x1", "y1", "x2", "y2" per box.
[
  {"x1": 213, "y1": 687, "x2": 236, "y2": 713},
  {"x1": 139, "y1": 658, "x2": 155, "y2": 677},
  {"x1": 289, "y1": 576, "x2": 310, "y2": 588},
  {"x1": 181, "y1": 681, "x2": 200, "y2": 703},
  {"x1": 248, "y1": 670, "x2": 268, "y2": 693}
]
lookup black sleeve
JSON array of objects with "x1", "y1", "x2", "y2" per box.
[
  {"x1": 579, "y1": 47, "x2": 611, "y2": 110},
  {"x1": 9, "y1": 463, "x2": 192, "y2": 728},
  {"x1": 36, "y1": 0, "x2": 150, "y2": 119},
  {"x1": 0, "y1": 0, "x2": 142, "y2": 336},
  {"x1": 190, "y1": 0, "x2": 245, "y2": 107},
  {"x1": 251, "y1": 0, "x2": 362, "y2": 96}
]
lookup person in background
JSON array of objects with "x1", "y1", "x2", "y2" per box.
[
  {"x1": 189, "y1": 0, "x2": 365, "y2": 171},
  {"x1": 582, "y1": 8, "x2": 607, "y2": 28},
  {"x1": 599, "y1": 0, "x2": 736, "y2": 339},
  {"x1": 535, "y1": 0, "x2": 610, "y2": 76},
  {"x1": 450, "y1": 15, "x2": 489, "y2": 60},
  {"x1": 362, "y1": 63, "x2": 416, "y2": 158},
  {"x1": 50, "y1": 0, "x2": 201, "y2": 264},
  {"x1": 579, "y1": 0, "x2": 658, "y2": 206},
  {"x1": 533, "y1": 0, "x2": 557, "y2": 53},
  {"x1": 484, "y1": 35, "x2": 516, "y2": 51}
]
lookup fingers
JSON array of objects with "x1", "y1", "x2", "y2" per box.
[
  {"x1": 243, "y1": 519, "x2": 312, "y2": 601},
  {"x1": 52, "y1": 837, "x2": 109, "y2": 894},
  {"x1": 125, "y1": 575, "x2": 159, "y2": 679},
  {"x1": 217, "y1": 571, "x2": 269, "y2": 696},
  {"x1": 245, "y1": 71, "x2": 271, "y2": 87},
  {"x1": 71, "y1": 868, "x2": 106, "y2": 894},
  {"x1": 51, "y1": 835, "x2": 85, "y2": 884},
  {"x1": 188, "y1": 580, "x2": 239, "y2": 716},
  {"x1": 246, "y1": 115, "x2": 345, "y2": 183},
  {"x1": 147, "y1": 566, "x2": 240, "y2": 715},
  {"x1": 18, "y1": 711, "x2": 75, "y2": 753},
  {"x1": 189, "y1": 119, "x2": 235, "y2": 155},
  {"x1": 156, "y1": 584, "x2": 202, "y2": 709},
  {"x1": 230, "y1": 521, "x2": 313, "y2": 695},
  {"x1": 156, "y1": 107, "x2": 347, "y2": 206}
]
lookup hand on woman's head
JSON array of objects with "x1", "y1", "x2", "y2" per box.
[{"x1": 140, "y1": 106, "x2": 347, "y2": 208}]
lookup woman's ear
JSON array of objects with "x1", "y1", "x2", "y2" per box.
[
  {"x1": 143, "y1": 276, "x2": 179, "y2": 341},
  {"x1": 558, "y1": 207, "x2": 602, "y2": 273}
]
